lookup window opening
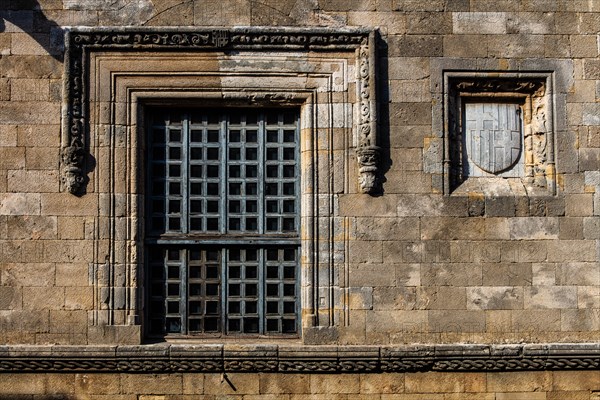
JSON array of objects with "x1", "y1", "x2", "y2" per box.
[{"x1": 146, "y1": 108, "x2": 300, "y2": 337}]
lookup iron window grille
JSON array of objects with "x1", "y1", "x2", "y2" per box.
[{"x1": 145, "y1": 108, "x2": 300, "y2": 337}]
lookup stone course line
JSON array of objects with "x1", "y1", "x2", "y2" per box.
[{"x1": 0, "y1": 343, "x2": 597, "y2": 373}]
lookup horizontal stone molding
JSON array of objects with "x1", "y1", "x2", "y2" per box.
[
  {"x1": 0, "y1": 343, "x2": 598, "y2": 373},
  {"x1": 62, "y1": 26, "x2": 381, "y2": 195}
]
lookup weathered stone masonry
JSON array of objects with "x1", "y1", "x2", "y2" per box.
[{"x1": 0, "y1": 0, "x2": 599, "y2": 398}]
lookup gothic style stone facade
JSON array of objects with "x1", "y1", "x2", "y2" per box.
[{"x1": 0, "y1": 0, "x2": 599, "y2": 398}]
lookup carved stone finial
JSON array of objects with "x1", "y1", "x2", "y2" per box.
[
  {"x1": 61, "y1": 145, "x2": 85, "y2": 194},
  {"x1": 357, "y1": 146, "x2": 381, "y2": 194}
]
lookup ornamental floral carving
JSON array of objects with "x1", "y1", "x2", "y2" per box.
[{"x1": 62, "y1": 27, "x2": 380, "y2": 195}]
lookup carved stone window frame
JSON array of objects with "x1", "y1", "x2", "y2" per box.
[
  {"x1": 60, "y1": 27, "x2": 380, "y2": 342},
  {"x1": 61, "y1": 27, "x2": 380, "y2": 196},
  {"x1": 444, "y1": 71, "x2": 555, "y2": 195},
  {"x1": 428, "y1": 59, "x2": 572, "y2": 197}
]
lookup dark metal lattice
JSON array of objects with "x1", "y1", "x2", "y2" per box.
[{"x1": 147, "y1": 109, "x2": 300, "y2": 337}]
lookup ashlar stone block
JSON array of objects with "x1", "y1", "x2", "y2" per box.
[
  {"x1": 352, "y1": 217, "x2": 420, "y2": 241},
  {"x1": 453, "y1": 12, "x2": 507, "y2": 34},
  {"x1": 0, "y1": 192, "x2": 41, "y2": 215},
  {"x1": 310, "y1": 374, "x2": 360, "y2": 394},
  {"x1": 0, "y1": 373, "x2": 45, "y2": 395},
  {"x1": 555, "y1": 262, "x2": 600, "y2": 285},
  {"x1": 259, "y1": 373, "x2": 310, "y2": 395},
  {"x1": 388, "y1": 35, "x2": 443, "y2": 57},
  {"x1": 546, "y1": 240, "x2": 597, "y2": 262},
  {"x1": 552, "y1": 370, "x2": 600, "y2": 391},
  {"x1": 428, "y1": 310, "x2": 486, "y2": 333},
  {"x1": 121, "y1": 374, "x2": 183, "y2": 395},
  {"x1": 507, "y1": 12, "x2": 555, "y2": 34},
  {"x1": 417, "y1": 286, "x2": 466, "y2": 310},
  {"x1": 405, "y1": 371, "x2": 486, "y2": 393},
  {"x1": 372, "y1": 286, "x2": 417, "y2": 311},
  {"x1": 360, "y1": 373, "x2": 404, "y2": 394},
  {"x1": 561, "y1": 309, "x2": 600, "y2": 331},
  {"x1": 7, "y1": 215, "x2": 56, "y2": 240},
  {"x1": 350, "y1": 263, "x2": 396, "y2": 287},
  {"x1": 511, "y1": 309, "x2": 561, "y2": 333},
  {"x1": 508, "y1": 217, "x2": 559, "y2": 240},
  {"x1": 532, "y1": 263, "x2": 556, "y2": 286},
  {"x1": 22, "y1": 286, "x2": 64, "y2": 310},
  {"x1": 524, "y1": 286, "x2": 578, "y2": 309},
  {"x1": 7, "y1": 169, "x2": 58, "y2": 193},
  {"x1": 487, "y1": 371, "x2": 552, "y2": 392},
  {"x1": 0, "y1": 286, "x2": 21, "y2": 310},
  {"x1": 467, "y1": 287, "x2": 523, "y2": 310},
  {"x1": 204, "y1": 373, "x2": 259, "y2": 395},
  {"x1": 421, "y1": 263, "x2": 482, "y2": 286}
]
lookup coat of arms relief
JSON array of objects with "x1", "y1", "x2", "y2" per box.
[{"x1": 448, "y1": 78, "x2": 551, "y2": 192}]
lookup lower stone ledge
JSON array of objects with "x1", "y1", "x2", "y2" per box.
[{"x1": 0, "y1": 343, "x2": 598, "y2": 373}]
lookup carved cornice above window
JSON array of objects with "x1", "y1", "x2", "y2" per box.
[{"x1": 61, "y1": 27, "x2": 381, "y2": 195}]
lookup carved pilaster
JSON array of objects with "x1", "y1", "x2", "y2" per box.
[
  {"x1": 356, "y1": 34, "x2": 380, "y2": 194},
  {"x1": 530, "y1": 88, "x2": 548, "y2": 188}
]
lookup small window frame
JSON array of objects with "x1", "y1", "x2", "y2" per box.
[{"x1": 441, "y1": 72, "x2": 556, "y2": 196}]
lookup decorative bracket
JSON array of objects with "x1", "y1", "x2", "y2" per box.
[{"x1": 61, "y1": 27, "x2": 381, "y2": 195}]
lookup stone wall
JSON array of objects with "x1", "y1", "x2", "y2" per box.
[
  {"x1": 0, "y1": 0, "x2": 599, "y2": 397},
  {"x1": 1, "y1": 370, "x2": 600, "y2": 399}
]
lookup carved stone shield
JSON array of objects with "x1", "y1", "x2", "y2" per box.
[{"x1": 464, "y1": 103, "x2": 522, "y2": 174}]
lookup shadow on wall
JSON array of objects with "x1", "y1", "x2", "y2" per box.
[{"x1": 0, "y1": 0, "x2": 64, "y2": 61}]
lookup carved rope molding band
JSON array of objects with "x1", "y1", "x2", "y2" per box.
[
  {"x1": 61, "y1": 27, "x2": 381, "y2": 195},
  {"x1": 0, "y1": 344, "x2": 598, "y2": 373}
]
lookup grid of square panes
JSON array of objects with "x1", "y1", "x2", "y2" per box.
[
  {"x1": 147, "y1": 246, "x2": 298, "y2": 335},
  {"x1": 187, "y1": 248, "x2": 221, "y2": 333},
  {"x1": 189, "y1": 113, "x2": 222, "y2": 233},
  {"x1": 265, "y1": 111, "x2": 298, "y2": 233},
  {"x1": 264, "y1": 247, "x2": 298, "y2": 333},
  {"x1": 226, "y1": 248, "x2": 260, "y2": 333},
  {"x1": 226, "y1": 113, "x2": 260, "y2": 232},
  {"x1": 148, "y1": 114, "x2": 185, "y2": 234},
  {"x1": 148, "y1": 109, "x2": 299, "y2": 235},
  {"x1": 146, "y1": 108, "x2": 300, "y2": 336}
]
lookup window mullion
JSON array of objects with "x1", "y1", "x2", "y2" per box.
[
  {"x1": 182, "y1": 114, "x2": 190, "y2": 234},
  {"x1": 258, "y1": 246, "x2": 265, "y2": 334},
  {"x1": 258, "y1": 112, "x2": 265, "y2": 235},
  {"x1": 295, "y1": 115, "x2": 301, "y2": 233},
  {"x1": 220, "y1": 113, "x2": 228, "y2": 234},
  {"x1": 181, "y1": 114, "x2": 191, "y2": 335},
  {"x1": 220, "y1": 112, "x2": 228, "y2": 335},
  {"x1": 257, "y1": 112, "x2": 266, "y2": 334},
  {"x1": 221, "y1": 246, "x2": 227, "y2": 335}
]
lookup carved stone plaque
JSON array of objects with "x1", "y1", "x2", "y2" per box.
[{"x1": 464, "y1": 103, "x2": 522, "y2": 176}]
